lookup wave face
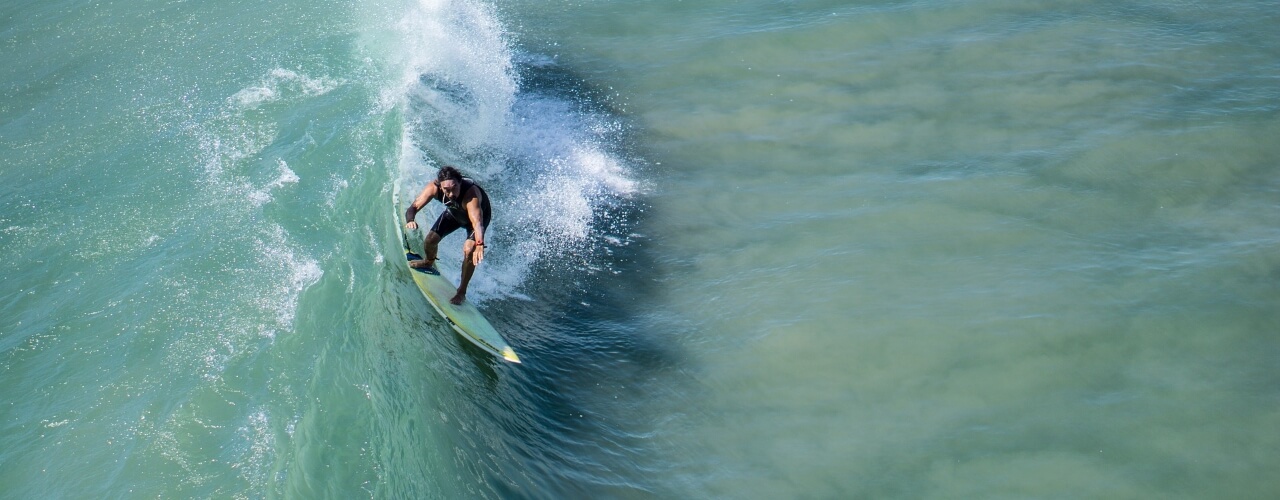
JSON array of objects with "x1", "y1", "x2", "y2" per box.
[
  {"x1": 0, "y1": 0, "x2": 668, "y2": 497},
  {"x1": 367, "y1": 2, "x2": 669, "y2": 496}
]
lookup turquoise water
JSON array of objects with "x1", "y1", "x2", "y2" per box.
[{"x1": 3, "y1": 0, "x2": 1278, "y2": 497}]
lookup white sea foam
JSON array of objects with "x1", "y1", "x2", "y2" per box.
[
  {"x1": 254, "y1": 224, "x2": 323, "y2": 338},
  {"x1": 390, "y1": 0, "x2": 515, "y2": 152},
  {"x1": 232, "y1": 68, "x2": 344, "y2": 109},
  {"x1": 248, "y1": 160, "x2": 300, "y2": 206},
  {"x1": 169, "y1": 67, "x2": 326, "y2": 388}
]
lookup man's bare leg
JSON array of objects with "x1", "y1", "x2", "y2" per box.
[{"x1": 409, "y1": 231, "x2": 442, "y2": 270}]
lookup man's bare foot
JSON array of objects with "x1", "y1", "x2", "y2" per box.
[
  {"x1": 449, "y1": 292, "x2": 466, "y2": 305},
  {"x1": 409, "y1": 259, "x2": 439, "y2": 274}
]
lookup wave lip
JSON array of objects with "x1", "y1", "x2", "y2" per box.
[{"x1": 386, "y1": 0, "x2": 644, "y2": 303}]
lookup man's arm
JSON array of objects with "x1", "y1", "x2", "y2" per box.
[
  {"x1": 405, "y1": 182, "x2": 438, "y2": 229},
  {"x1": 464, "y1": 187, "x2": 486, "y2": 264}
]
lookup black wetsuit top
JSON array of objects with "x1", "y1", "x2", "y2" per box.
[{"x1": 432, "y1": 178, "x2": 491, "y2": 228}]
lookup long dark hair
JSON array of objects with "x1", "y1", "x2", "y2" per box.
[{"x1": 436, "y1": 165, "x2": 464, "y2": 184}]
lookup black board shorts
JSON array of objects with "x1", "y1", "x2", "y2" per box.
[{"x1": 429, "y1": 210, "x2": 489, "y2": 241}]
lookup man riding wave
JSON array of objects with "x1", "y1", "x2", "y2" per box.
[{"x1": 404, "y1": 166, "x2": 491, "y2": 305}]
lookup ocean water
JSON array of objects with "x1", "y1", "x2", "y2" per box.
[{"x1": 2, "y1": 0, "x2": 1278, "y2": 497}]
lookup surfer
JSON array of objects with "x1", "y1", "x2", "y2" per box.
[{"x1": 404, "y1": 166, "x2": 492, "y2": 305}]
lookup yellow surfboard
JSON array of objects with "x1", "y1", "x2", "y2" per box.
[{"x1": 398, "y1": 204, "x2": 520, "y2": 363}]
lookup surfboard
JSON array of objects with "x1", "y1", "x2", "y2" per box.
[{"x1": 398, "y1": 209, "x2": 521, "y2": 364}]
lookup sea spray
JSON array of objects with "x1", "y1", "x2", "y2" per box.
[{"x1": 372, "y1": 0, "x2": 643, "y2": 302}]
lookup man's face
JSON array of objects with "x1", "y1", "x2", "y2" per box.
[{"x1": 440, "y1": 179, "x2": 460, "y2": 201}]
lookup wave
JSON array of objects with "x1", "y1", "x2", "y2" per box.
[{"x1": 370, "y1": 0, "x2": 645, "y2": 302}]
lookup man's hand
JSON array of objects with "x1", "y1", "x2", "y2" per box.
[
  {"x1": 406, "y1": 221, "x2": 418, "y2": 230},
  {"x1": 473, "y1": 244, "x2": 484, "y2": 265}
]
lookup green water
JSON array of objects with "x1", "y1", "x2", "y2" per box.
[{"x1": 2, "y1": 0, "x2": 1278, "y2": 497}]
